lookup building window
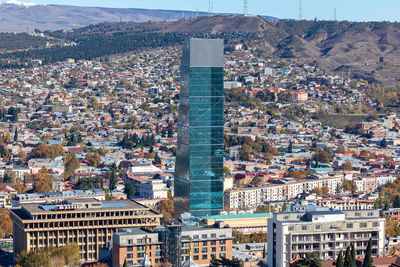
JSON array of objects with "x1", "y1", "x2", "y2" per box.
[
  {"x1": 193, "y1": 242, "x2": 199, "y2": 247},
  {"x1": 127, "y1": 247, "x2": 133, "y2": 252},
  {"x1": 202, "y1": 234, "x2": 207, "y2": 239},
  {"x1": 211, "y1": 247, "x2": 216, "y2": 252},
  {"x1": 137, "y1": 246, "x2": 145, "y2": 251},
  {"x1": 360, "y1": 223, "x2": 367, "y2": 228},
  {"x1": 202, "y1": 248, "x2": 208, "y2": 253},
  {"x1": 220, "y1": 246, "x2": 226, "y2": 251},
  {"x1": 347, "y1": 223, "x2": 353, "y2": 229},
  {"x1": 220, "y1": 253, "x2": 226, "y2": 258},
  {"x1": 182, "y1": 249, "x2": 189, "y2": 254},
  {"x1": 127, "y1": 254, "x2": 133, "y2": 259},
  {"x1": 211, "y1": 240, "x2": 216, "y2": 246},
  {"x1": 202, "y1": 241, "x2": 208, "y2": 246},
  {"x1": 301, "y1": 226, "x2": 308, "y2": 231},
  {"x1": 194, "y1": 255, "x2": 199, "y2": 260},
  {"x1": 202, "y1": 255, "x2": 208, "y2": 260},
  {"x1": 194, "y1": 248, "x2": 199, "y2": 254},
  {"x1": 211, "y1": 234, "x2": 216, "y2": 238},
  {"x1": 288, "y1": 226, "x2": 295, "y2": 231},
  {"x1": 315, "y1": 225, "x2": 321, "y2": 230},
  {"x1": 355, "y1": 212, "x2": 361, "y2": 217},
  {"x1": 373, "y1": 222, "x2": 379, "y2": 227},
  {"x1": 219, "y1": 240, "x2": 225, "y2": 245},
  {"x1": 137, "y1": 253, "x2": 144, "y2": 258}
]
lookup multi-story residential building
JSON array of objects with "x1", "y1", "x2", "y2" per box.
[
  {"x1": 224, "y1": 175, "x2": 343, "y2": 210},
  {"x1": 12, "y1": 189, "x2": 106, "y2": 207},
  {"x1": 383, "y1": 208, "x2": 400, "y2": 223},
  {"x1": 315, "y1": 197, "x2": 375, "y2": 210},
  {"x1": 112, "y1": 223, "x2": 233, "y2": 267},
  {"x1": 10, "y1": 198, "x2": 162, "y2": 262},
  {"x1": 175, "y1": 38, "x2": 225, "y2": 217},
  {"x1": 139, "y1": 179, "x2": 168, "y2": 199},
  {"x1": 267, "y1": 210, "x2": 385, "y2": 267}
]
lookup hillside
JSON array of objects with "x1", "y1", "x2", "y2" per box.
[
  {"x1": 0, "y1": 3, "x2": 207, "y2": 32},
  {"x1": 2, "y1": 14, "x2": 400, "y2": 85},
  {"x1": 66, "y1": 16, "x2": 400, "y2": 85}
]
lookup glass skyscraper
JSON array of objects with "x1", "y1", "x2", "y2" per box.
[{"x1": 174, "y1": 38, "x2": 224, "y2": 217}]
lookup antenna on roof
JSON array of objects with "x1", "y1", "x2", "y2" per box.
[
  {"x1": 334, "y1": 8, "x2": 337, "y2": 21},
  {"x1": 243, "y1": 0, "x2": 248, "y2": 16},
  {"x1": 298, "y1": 0, "x2": 302, "y2": 20}
]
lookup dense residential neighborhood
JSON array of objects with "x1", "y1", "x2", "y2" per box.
[{"x1": 1, "y1": 36, "x2": 400, "y2": 267}]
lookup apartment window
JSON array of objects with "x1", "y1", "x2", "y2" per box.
[
  {"x1": 367, "y1": 212, "x2": 373, "y2": 216},
  {"x1": 301, "y1": 226, "x2": 308, "y2": 231},
  {"x1": 211, "y1": 241, "x2": 216, "y2": 246},
  {"x1": 202, "y1": 248, "x2": 208, "y2": 253},
  {"x1": 220, "y1": 253, "x2": 226, "y2": 258},
  {"x1": 211, "y1": 247, "x2": 217, "y2": 252},
  {"x1": 194, "y1": 248, "x2": 199, "y2": 254},
  {"x1": 288, "y1": 226, "x2": 295, "y2": 231},
  {"x1": 182, "y1": 249, "x2": 189, "y2": 254},
  {"x1": 127, "y1": 254, "x2": 133, "y2": 259},
  {"x1": 202, "y1": 234, "x2": 207, "y2": 239},
  {"x1": 137, "y1": 246, "x2": 145, "y2": 251},
  {"x1": 284, "y1": 216, "x2": 289, "y2": 220},
  {"x1": 193, "y1": 242, "x2": 199, "y2": 247},
  {"x1": 220, "y1": 246, "x2": 226, "y2": 251},
  {"x1": 194, "y1": 255, "x2": 199, "y2": 260},
  {"x1": 355, "y1": 212, "x2": 361, "y2": 217},
  {"x1": 360, "y1": 223, "x2": 367, "y2": 228},
  {"x1": 220, "y1": 240, "x2": 226, "y2": 245},
  {"x1": 202, "y1": 255, "x2": 208, "y2": 260},
  {"x1": 127, "y1": 247, "x2": 133, "y2": 252},
  {"x1": 127, "y1": 261, "x2": 133, "y2": 265},
  {"x1": 347, "y1": 223, "x2": 353, "y2": 229},
  {"x1": 315, "y1": 225, "x2": 321, "y2": 230},
  {"x1": 182, "y1": 243, "x2": 190, "y2": 248},
  {"x1": 137, "y1": 252, "x2": 145, "y2": 258},
  {"x1": 202, "y1": 241, "x2": 208, "y2": 246},
  {"x1": 211, "y1": 254, "x2": 216, "y2": 259},
  {"x1": 211, "y1": 234, "x2": 216, "y2": 238},
  {"x1": 373, "y1": 222, "x2": 379, "y2": 227}
]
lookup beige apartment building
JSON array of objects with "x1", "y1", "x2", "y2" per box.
[
  {"x1": 224, "y1": 175, "x2": 343, "y2": 210},
  {"x1": 267, "y1": 210, "x2": 385, "y2": 267},
  {"x1": 10, "y1": 198, "x2": 162, "y2": 262}
]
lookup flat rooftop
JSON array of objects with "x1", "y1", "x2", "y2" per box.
[{"x1": 18, "y1": 198, "x2": 150, "y2": 214}]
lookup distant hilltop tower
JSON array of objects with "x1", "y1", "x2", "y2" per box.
[
  {"x1": 243, "y1": 0, "x2": 249, "y2": 16},
  {"x1": 208, "y1": 0, "x2": 213, "y2": 14},
  {"x1": 299, "y1": 0, "x2": 303, "y2": 20}
]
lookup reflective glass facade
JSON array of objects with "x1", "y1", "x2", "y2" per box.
[{"x1": 175, "y1": 39, "x2": 224, "y2": 217}]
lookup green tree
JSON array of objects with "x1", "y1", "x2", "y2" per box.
[
  {"x1": 336, "y1": 250, "x2": 344, "y2": 267},
  {"x1": 287, "y1": 141, "x2": 293, "y2": 153},
  {"x1": 344, "y1": 246, "x2": 351, "y2": 267},
  {"x1": 109, "y1": 169, "x2": 117, "y2": 191},
  {"x1": 350, "y1": 245, "x2": 356, "y2": 267},
  {"x1": 362, "y1": 238, "x2": 373, "y2": 267},
  {"x1": 14, "y1": 128, "x2": 18, "y2": 142},
  {"x1": 297, "y1": 251, "x2": 322, "y2": 267},
  {"x1": 124, "y1": 182, "x2": 136, "y2": 198},
  {"x1": 380, "y1": 138, "x2": 388, "y2": 148},
  {"x1": 262, "y1": 243, "x2": 266, "y2": 258},
  {"x1": 154, "y1": 153, "x2": 161, "y2": 165}
]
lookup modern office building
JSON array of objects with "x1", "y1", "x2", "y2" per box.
[
  {"x1": 10, "y1": 198, "x2": 162, "y2": 262},
  {"x1": 267, "y1": 210, "x2": 385, "y2": 267},
  {"x1": 175, "y1": 38, "x2": 225, "y2": 217},
  {"x1": 112, "y1": 223, "x2": 233, "y2": 267}
]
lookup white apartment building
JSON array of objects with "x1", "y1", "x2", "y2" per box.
[
  {"x1": 139, "y1": 179, "x2": 168, "y2": 199},
  {"x1": 224, "y1": 175, "x2": 343, "y2": 210},
  {"x1": 267, "y1": 210, "x2": 385, "y2": 267}
]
